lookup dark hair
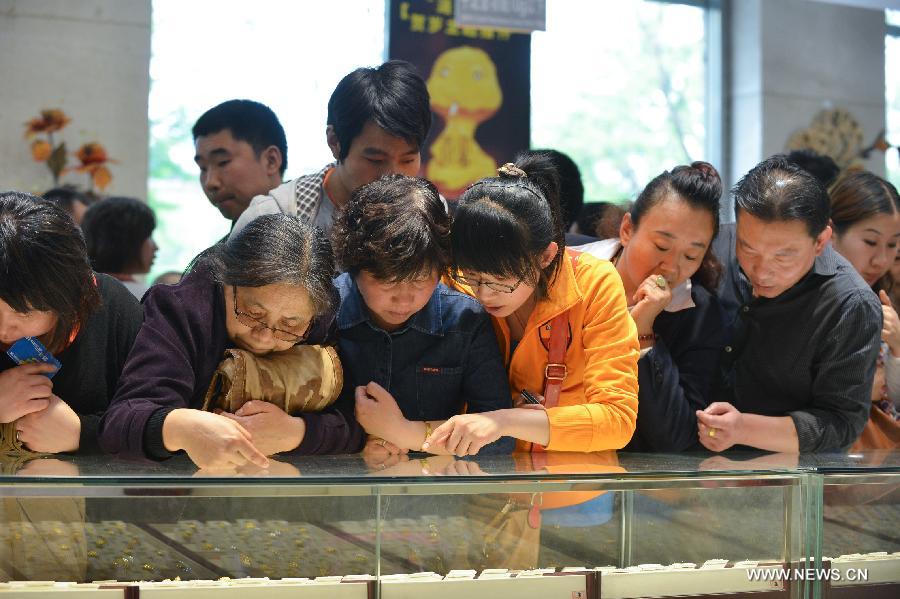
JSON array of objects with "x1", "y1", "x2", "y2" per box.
[
  {"x1": 42, "y1": 185, "x2": 95, "y2": 213},
  {"x1": 529, "y1": 149, "x2": 584, "y2": 230},
  {"x1": 192, "y1": 99, "x2": 288, "y2": 176},
  {"x1": 197, "y1": 214, "x2": 337, "y2": 316},
  {"x1": 630, "y1": 161, "x2": 723, "y2": 290},
  {"x1": 733, "y1": 154, "x2": 831, "y2": 239},
  {"x1": 327, "y1": 60, "x2": 432, "y2": 162},
  {"x1": 0, "y1": 191, "x2": 101, "y2": 353},
  {"x1": 576, "y1": 201, "x2": 627, "y2": 239},
  {"x1": 81, "y1": 197, "x2": 156, "y2": 274},
  {"x1": 452, "y1": 152, "x2": 565, "y2": 299},
  {"x1": 332, "y1": 175, "x2": 450, "y2": 281},
  {"x1": 786, "y1": 149, "x2": 840, "y2": 189},
  {"x1": 830, "y1": 170, "x2": 900, "y2": 293}
]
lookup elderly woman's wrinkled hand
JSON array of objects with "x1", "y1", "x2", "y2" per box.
[
  {"x1": 219, "y1": 400, "x2": 305, "y2": 456},
  {"x1": 165, "y1": 409, "x2": 269, "y2": 470}
]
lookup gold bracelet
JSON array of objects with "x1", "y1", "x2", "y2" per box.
[{"x1": 422, "y1": 421, "x2": 433, "y2": 450}]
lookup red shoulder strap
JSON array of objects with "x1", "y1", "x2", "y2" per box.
[{"x1": 541, "y1": 312, "x2": 569, "y2": 410}]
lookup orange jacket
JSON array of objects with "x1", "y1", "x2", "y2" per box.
[{"x1": 456, "y1": 250, "x2": 640, "y2": 452}]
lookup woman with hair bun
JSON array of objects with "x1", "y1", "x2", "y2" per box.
[
  {"x1": 577, "y1": 161, "x2": 726, "y2": 451},
  {"x1": 425, "y1": 152, "x2": 639, "y2": 456}
]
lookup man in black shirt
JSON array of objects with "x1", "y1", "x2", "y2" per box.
[{"x1": 704, "y1": 155, "x2": 880, "y2": 453}]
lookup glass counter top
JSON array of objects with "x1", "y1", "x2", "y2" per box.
[{"x1": 1, "y1": 450, "x2": 897, "y2": 486}]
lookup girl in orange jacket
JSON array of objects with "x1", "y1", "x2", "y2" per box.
[{"x1": 426, "y1": 154, "x2": 639, "y2": 455}]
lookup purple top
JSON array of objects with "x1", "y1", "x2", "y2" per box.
[{"x1": 98, "y1": 266, "x2": 364, "y2": 460}]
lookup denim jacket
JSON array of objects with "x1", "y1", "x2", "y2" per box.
[{"x1": 334, "y1": 273, "x2": 514, "y2": 454}]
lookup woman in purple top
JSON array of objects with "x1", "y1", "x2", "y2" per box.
[{"x1": 99, "y1": 214, "x2": 364, "y2": 468}]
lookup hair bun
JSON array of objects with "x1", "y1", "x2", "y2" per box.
[
  {"x1": 689, "y1": 161, "x2": 719, "y2": 182},
  {"x1": 498, "y1": 163, "x2": 527, "y2": 179},
  {"x1": 670, "y1": 161, "x2": 723, "y2": 205}
]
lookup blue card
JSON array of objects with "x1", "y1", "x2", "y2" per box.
[{"x1": 6, "y1": 337, "x2": 61, "y2": 378}]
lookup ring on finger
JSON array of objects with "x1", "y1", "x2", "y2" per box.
[
  {"x1": 376, "y1": 438, "x2": 386, "y2": 448},
  {"x1": 655, "y1": 275, "x2": 667, "y2": 289},
  {"x1": 708, "y1": 428, "x2": 717, "y2": 438},
  {"x1": 15, "y1": 430, "x2": 21, "y2": 443}
]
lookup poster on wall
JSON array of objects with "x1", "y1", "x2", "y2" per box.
[{"x1": 388, "y1": 0, "x2": 531, "y2": 200}]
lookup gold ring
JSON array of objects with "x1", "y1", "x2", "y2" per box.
[
  {"x1": 376, "y1": 438, "x2": 386, "y2": 448},
  {"x1": 655, "y1": 276, "x2": 667, "y2": 289},
  {"x1": 708, "y1": 428, "x2": 716, "y2": 438}
]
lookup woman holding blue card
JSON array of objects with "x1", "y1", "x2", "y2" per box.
[{"x1": 0, "y1": 191, "x2": 143, "y2": 454}]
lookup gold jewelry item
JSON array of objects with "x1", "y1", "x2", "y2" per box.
[
  {"x1": 708, "y1": 428, "x2": 717, "y2": 438},
  {"x1": 422, "y1": 421, "x2": 433, "y2": 450},
  {"x1": 655, "y1": 275, "x2": 667, "y2": 289}
]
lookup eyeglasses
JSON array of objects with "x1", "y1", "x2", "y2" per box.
[
  {"x1": 451, "y1": 273, "x2": 526, "y2": 294},
  {"x1": 231, "y1": 286, "x2": 311, "y2": 343}
]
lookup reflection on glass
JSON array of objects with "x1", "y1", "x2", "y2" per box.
[
  {"x1": 7, "y1": 457, "x2": 81, "y2": 477},
  {"x1": 699, "y1": 452, "x2": 800, "y2": 472},
  {"x1": 1, "y1": 452, "x2": 898, "y2": 586},
  {"x1": 824, "y1": 454, "x2": 900, "y2": 561},
  {"x1": 0, "y1": 497, "x2": 87, "y2": 581},
  {"x1": 192, "y1": 460, "x2": 301, "y2": 478}
]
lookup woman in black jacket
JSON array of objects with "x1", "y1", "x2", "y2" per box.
[
  {"x1": 576, "y1": 162, "x2": 726, "y2": 452},
  {"x1": 0, "y1": 191, "x2": 142, "y2": 454}
]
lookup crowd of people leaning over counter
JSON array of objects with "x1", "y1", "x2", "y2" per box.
[{"x1": 1, "y1": 60, "x2": 898, "y2": 469}]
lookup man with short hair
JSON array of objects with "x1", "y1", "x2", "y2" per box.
[
  {"x1": 192, "y1": 99, "x2": 287, "y2": 222},
  {"x1": 232, "y1": 60, "x2": 432, "y2": 236},
  {"x1": 703, "y1": 154, "x2": 880, "y2": 453}
]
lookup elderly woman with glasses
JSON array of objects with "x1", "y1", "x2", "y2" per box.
[
  {"x1": 99, "y1": 214, "x2": 363, "y2": 468},
  {"x1": 426, "y1": 154, "x2": 639, "y2": 456}
]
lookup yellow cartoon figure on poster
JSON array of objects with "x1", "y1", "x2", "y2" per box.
[{"x1": 426, "y1": 46, "x2": 502, "y2": 197}]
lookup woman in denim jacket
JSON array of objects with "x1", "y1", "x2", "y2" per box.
[{"x1": 331, "y1": 175, "x2": 513, "y2": 457}]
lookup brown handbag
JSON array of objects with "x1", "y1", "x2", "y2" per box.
[
  {"x1": 202, "y1": 344, "x2": 343, "y2": 415},
  {"x1": 850, "y1": 404, "x2": 900, "y2": 451}
]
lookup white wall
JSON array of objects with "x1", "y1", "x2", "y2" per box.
[
  {"x1": 728, "y1": 0, "x2": 887, "y2": 191},
  {"x1": 0, "y1": 0, "x2": 151, "y2": 198}
]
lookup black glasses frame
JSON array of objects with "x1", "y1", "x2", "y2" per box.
[
  {"x1": 451, "y1": 272, "x2": 527, "y2": 294},
  {"x1": 231, "y1": 285, "x2": 311, "y2": 343}
]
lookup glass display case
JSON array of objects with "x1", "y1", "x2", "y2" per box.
[{"x1": 0, "y1": 450, "x2": 897, "y2": 598}]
